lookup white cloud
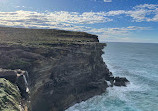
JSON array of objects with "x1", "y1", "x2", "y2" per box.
[
  {"x1": 104, "y1": 4, "x2": 158, "y2": 22},
  {"x1": 46, "y1": 11, "x2": 112, "y2": 24},
  {"x1": 0, "y1": 10, "x2": 113, "y2": 31},
  {"x1": 103, "y1": 0, "x2": 112, "y2": 2},
  {"x1": 96, "y1": 26, "x2": 151, "y2": 42},
  {"x1": 89, "y1": 26, "x2": 150, "y2": 37},
  {"x1": 125, "y1": 4, "x2": 158, "y2": 22},
  {"x1": 0, "y1": 10, "x2": 113, "y2": 27},
  {"x1": 134, "y1": 4, "x2": 158, "y2": 9}
]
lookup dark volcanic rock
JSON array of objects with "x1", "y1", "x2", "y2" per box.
[{"x1": 114, "y1": 77, "x2": 129, "y2": 86}]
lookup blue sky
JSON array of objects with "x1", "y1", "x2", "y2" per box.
[{"x1": 0, "y1": 0, "x2": 158, "y2": 43}]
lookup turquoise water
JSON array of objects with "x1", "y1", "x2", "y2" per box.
[{"x1": 66, "y1": 42, "x2": 158, "y2": 111}]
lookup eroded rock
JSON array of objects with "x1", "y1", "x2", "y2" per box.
[{"x1": 114, "y1": 77, "x2": 129, "y2": 86}]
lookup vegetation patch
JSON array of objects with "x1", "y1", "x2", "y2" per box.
[
  {"x1": 0, "y1": 78, "x2": 21, "y2": 111},
  {"x1": 7, "y1": 59, "x2": 32, "y2": 70}
]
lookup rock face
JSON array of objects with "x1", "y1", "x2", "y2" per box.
[
  {"x1": 0, "y1": 27, "x2": 129, "y2": 111},
  {"x1": 30, "y1": 43, "x2": 110, "y2": 111}
]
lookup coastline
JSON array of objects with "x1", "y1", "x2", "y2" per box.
[{"x1": 0, "y1": 27, "x2": 129, "y2": 111}]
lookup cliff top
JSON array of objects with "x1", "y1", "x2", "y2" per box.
[{"x1": 0, "y1": 27, "x2": 100, "y2": 47}]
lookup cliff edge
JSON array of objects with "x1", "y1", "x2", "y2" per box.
[{"x1": 0, "y1": 27, "x2": 128, "y2": 111}]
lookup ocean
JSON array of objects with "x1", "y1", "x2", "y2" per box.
[{"x1": 66, "y1": 42, "x2": 158, "y2": 111}]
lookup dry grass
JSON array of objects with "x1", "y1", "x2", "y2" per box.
[{"x1": 0, "y1": 27, "x2": 99, "y2": 47}]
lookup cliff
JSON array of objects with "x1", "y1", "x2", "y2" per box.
[{"x1": 0, "y1": 27, "x2": 128, "y2": 111}]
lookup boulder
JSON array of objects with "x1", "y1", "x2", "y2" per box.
[{"x1": 114, "y1": 77, "x2": 129, "y2": 86}]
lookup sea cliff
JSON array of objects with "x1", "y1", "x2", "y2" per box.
[{"x1": 0, "y1": 27, "x2": 128, "y2": 111}]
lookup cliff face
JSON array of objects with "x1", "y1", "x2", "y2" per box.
[
  {"x1": 0, "y1": 27, "x2": 113, "y2": 111},
  {"x1": 30, "y1": 42, "x2": 110, "y2": 111}
]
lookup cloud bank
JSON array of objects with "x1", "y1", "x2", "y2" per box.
[
  {"x1": 0, "y1": 10, "x2": 112, "y2": 30},
  {"x1": 0, "y1": 4, "x2": 157, "y2": 42},
  {"x1": 0, "y1": 4, "x2": 157, "y2": 29}
]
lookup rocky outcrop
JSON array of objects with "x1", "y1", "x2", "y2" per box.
[
  {"x1": 114, "y1": 77, "x2": 129, "y2": 86},
  {"x1": 0, "y1": 27, "x2": 129, "y2": 111},
  {"x1": 0, "y1": 69, "x2": 30, "y2": 98}
]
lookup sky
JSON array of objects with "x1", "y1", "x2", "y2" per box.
[{"x1": 0, "y1": 0, "x2": 158, "y2": 43}]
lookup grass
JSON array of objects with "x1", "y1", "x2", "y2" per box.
[
  {"x1": 0, "y1": 27, "x2": 99, "y2": 47},
  {"x1": 7, "y1": 59, "x2": 32, "y2": 70},
  {"x1": 0, "y1": 78, "x2": 21, "y2": 111}
]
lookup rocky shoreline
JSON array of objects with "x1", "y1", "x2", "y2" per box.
[{"x1": 0, "y1": 27, "x2": 129, "y2": 111}]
